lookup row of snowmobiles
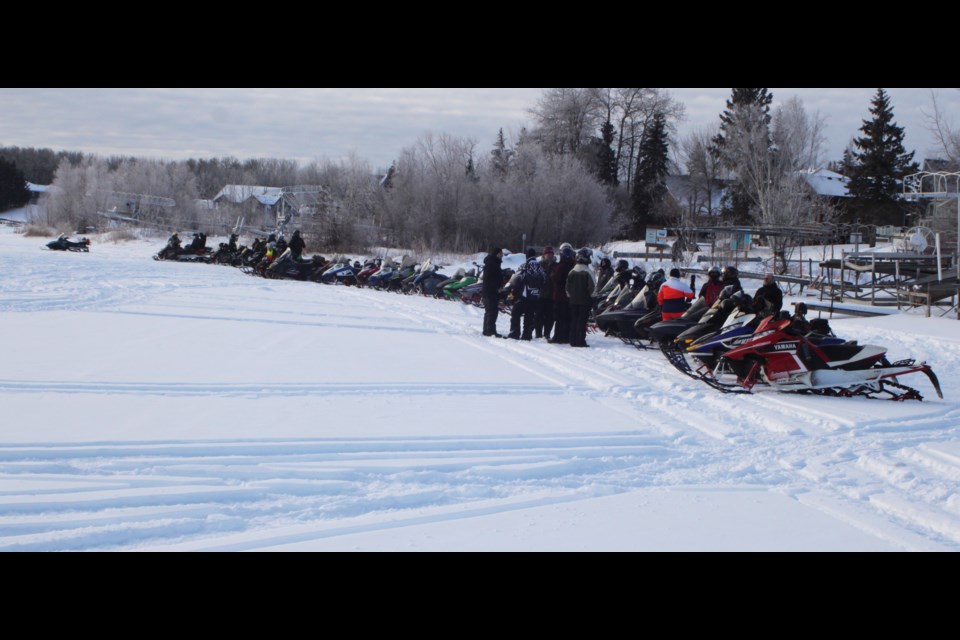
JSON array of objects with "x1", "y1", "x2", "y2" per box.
[
  {"x1": 591, "y1": 266, "x2": 942, "y2": 401},
  {"x1": 166, "y1": 234, "x2": 519, "y2": 312},
  {"x1": 155, "y1": 233, "x2": 943, "y2": 401}
]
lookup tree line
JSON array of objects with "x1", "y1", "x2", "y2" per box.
[{"x1": 11, "y1": 88, "x2": 956, "y2": 253}]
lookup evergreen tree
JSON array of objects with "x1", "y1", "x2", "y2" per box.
[
  {"x1": 845, "y1": 89, "x2": 919, "y2": 205},
  {"x1": 491, "y1": 128, "x2": 513, "y2": 178},
  {"x1": 465, "y1": 153, "x2": 477, "y2": 182},
  {"x1": 631, "y1": 111, "x2": 670, "y2": 237},
  {"x1": 596, "y1": 121, "x2": 618, "y2": 186},
  {"x1": 0, "y1": 158, "x2": 30, "y2": 211},
  {"x1": 712, "y1": 88, "x2": 773, "y2": 152},
  {"x1": 380, "y1": 162, "x2": 396, "y2": 190}
]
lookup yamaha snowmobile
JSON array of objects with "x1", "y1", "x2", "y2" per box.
[
  {"x1": 684, "y1": 311, "x2": 847, "y2": 393},
  {"x1": 717, "y1": 305, "x2": 943, "y2": 400}
]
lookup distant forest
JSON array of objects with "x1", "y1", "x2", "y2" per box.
[{"x1": 5, "y1": 88, "x2": 956, "y2": 254}]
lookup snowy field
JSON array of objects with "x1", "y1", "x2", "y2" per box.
[{"x1": 1, "y1": 223, "x2": 959, "y2": 551}]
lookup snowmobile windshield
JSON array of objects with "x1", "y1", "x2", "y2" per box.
[
  {"x1": 680, "y1": 297, "x2": 708, "y2": 319},
  {"x1": 627, "y1": 285, "x2": 651, "y2": 310},
  {"x1": 614, "y1": 284, "x2": 637, "y2": 306}
]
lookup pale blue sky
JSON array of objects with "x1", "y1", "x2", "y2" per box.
[{"x1": 0, "y1": 88, "x2": 952, "y2": 172}]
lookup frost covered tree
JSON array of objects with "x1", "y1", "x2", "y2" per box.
[
  {"x1": 530, "y1": 88, "x2": 684, "y2": 191},
  {"x1": 681, "y1": 127, "x2": 724, "y2": 219},
  {"x1": 713, "y1": 88, "x2": 775, "y2": 222},
  {"x1": 923, "y1": 89, "x2": 960, "y2": 167},
  {"x1": 719, "y1": 96, "x2": 833, "y2": 272}
]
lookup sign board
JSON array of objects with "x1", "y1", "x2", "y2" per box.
[
  {"x1": 645, "y1": 228, "x2": 667, "y2": 244},
  {"x1": 730, "y1": 232, "x2": 752, "y2": 251}
]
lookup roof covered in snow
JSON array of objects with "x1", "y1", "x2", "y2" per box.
[
  {"x1": 797, "y1": 168, "x2": 849, "y2": 197},
  {"x1": 212, "y1": 185, "x2": 283, "y2": 205}
]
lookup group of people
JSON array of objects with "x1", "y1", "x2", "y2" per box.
[
  {"x1": 482, "y1": 245, "x2": 784, "y2": 347},
  {"x1": 481, "y1": 244, "x2": 598, "y2": 348}
]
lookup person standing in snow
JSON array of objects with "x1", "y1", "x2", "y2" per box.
[
  {"x1": 657, "y1": 267, "x2": 694, "y2": 320},
  {"x1": 481, "y1": 247, "x2": 504, "y2": 337},
  {"x1": 550, "y1": 243, "x2": 575, "y2": 344},
  {"x1": 506, "y1": 248, "x2": 545, "y2": 340},
  {"x1": 536, "y1": 246, "x2": 556, "y2": 340},
  {"x1": 566, "y1": 248, "x2": 596, "y2": 348}
]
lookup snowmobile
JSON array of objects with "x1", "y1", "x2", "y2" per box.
[
  {"x1": 683, "y1": 310, "x2": 848, "y2": 393},
  {"x1": 595, "y1": 270, "x2": 665, "y2": 340},
  {"x1": 716, "y1": 304, "x2": 943, "y2": 401},
  {"x1": 355, "y1": 259, "x2": 382, "y2": 287},
  {"x1": 211, "y1": 235, "x2": 244, "y2": 265},
  {"x1": 264, "y1": 249, "x2": 328, "y2": 281},
  {"x1": 408, "y1": 261, "x2": 450, "y2": 296},
  {"x1": 47, "y1": 234, "x2": 90, "y2": 252},
  {"x1": 646, "y1": 296, "x2": 711, "y2": 346},
  {"x1": 439, "y1": 267, "x2": 478, "y2": 300},
  {"x1": 382, "y1": 256, "x2": 420, "y2": 292},
  {"x1": 320, "y1": 260, "x2": 358, "y2": 285},
  {"x1": 154, "y1": 233, "x2": 213, "y2": 263},
  {"x1": 367, "y1": 261, "x2": 397, "y2": 288}
]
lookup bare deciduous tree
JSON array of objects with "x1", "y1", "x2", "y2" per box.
[{"x1": 923, "y1": 89, "x2": 960, "y2": 166}]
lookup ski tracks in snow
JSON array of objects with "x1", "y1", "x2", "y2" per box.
[
  {"x1": 353, "y1": 288, "x2": 960, "y2": 550},
  {"x1": 3, "y1": 237, "x2": 960, "y2": 550}
]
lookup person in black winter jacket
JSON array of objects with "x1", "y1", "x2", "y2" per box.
[
  {"x1": 550, "y1": 245, "x2": 575, "y2": 344},
  {"x1": 752, "y1": 274, "x2": 783, "y2": 315},
  {"x1": 482, "y1": 247, "x2": 504, "y2": 337},
  {"x1": 721, "y1": 266, "x2": 743, "y2": 295},
  {"x1": 508, "y1": 248, "x2": 545, "y2": 340},
  {"x1": 288, "y1": 230, "x2": 306, "y2": 260},
  {"x1": 536, "y1": 246, "x2": 557, "y2": 340},
  {"x1": 595, "y1": 257, "x2": 614, "y2": 292}
]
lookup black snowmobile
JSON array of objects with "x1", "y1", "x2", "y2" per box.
[{"x1": 47, "y1": 234, "x2": 90, "y2": 252}]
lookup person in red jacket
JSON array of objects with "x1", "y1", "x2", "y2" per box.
[
  {"x1": 657, "y1": 267, "x2": 694, "y2": 320},
  {"x1": 698, "y1": 266, "x2": 724, "y2": 307}
]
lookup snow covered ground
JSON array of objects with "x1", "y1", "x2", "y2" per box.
[{"x1": 2, "y1": 224, "x2": 959, "y2": 551}]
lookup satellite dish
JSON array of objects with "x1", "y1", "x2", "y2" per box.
[{"x1": 897, "y1": 226, "x2": 936, "y2": 255}]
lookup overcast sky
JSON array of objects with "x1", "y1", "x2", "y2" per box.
[{"x1": 0, "y1": 88, "x2": 953, "y2": 173}]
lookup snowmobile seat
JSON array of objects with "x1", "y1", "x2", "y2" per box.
[{"x1": 818, "y1": 342, "x2": 866, "y2": 363}]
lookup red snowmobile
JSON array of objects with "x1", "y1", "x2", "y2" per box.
[{"x1": 717, "y1": 304, "x2": 943, "y2": 401}]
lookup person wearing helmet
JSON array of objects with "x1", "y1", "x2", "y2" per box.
[
  {"x1": 612, "y1": 259, "x2": 633, "y2": 288},
  {"x1": 550, "y1": 245, "x2": 576, "y2": 344},
  {"x1": 508, "y1": 248, "x2": 546, "y2": 340},
  {"x1": 699, "y1": 266, "x2": 725, "y2": 306},
  {"x1": 721, "y1": 266, "x2": 743, "y2": 294},
  {"x1": 566, "y1": 248, "x2": 596, "y2": 347},
  {"x1": 752, "y1": 273, "x2": 783, "y2": 315},
  {"x1": 537, "y1": 246, "x2": 557, "y2": 340},
  {"x1": 657, "y1": 267, "x2": 694, "y2": 320},
  {"x1": 596, "y1": 257, "x2": 614, "y2": 291}
]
